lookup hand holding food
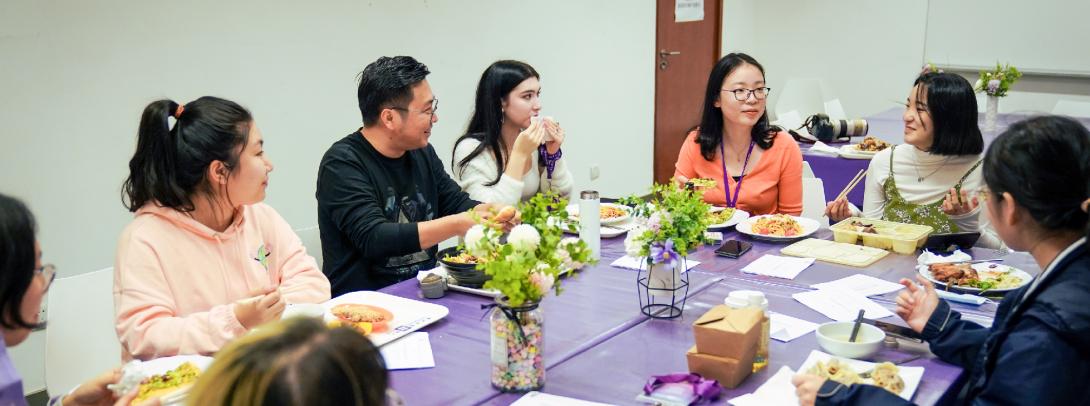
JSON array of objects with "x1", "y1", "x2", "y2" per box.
[
  {"x1": 791, "y1": 373, "x2": 825, "y2": 406},
  {"x1": 474, "y1": 204, "x2": 520, "y2": 232},
  {"x1": 63, "y1": 368, "x2": 130, "y2": 406},
  {"x1": 514, "y1": 118, "x2": 547, "y2": 157},
  {"x1": 542, "y1": 116, "x2": 564, "y2": 153}
]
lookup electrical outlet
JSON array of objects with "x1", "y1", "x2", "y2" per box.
[{"x1": 589, "y1": 164, "x2": 600, "y2": 181}]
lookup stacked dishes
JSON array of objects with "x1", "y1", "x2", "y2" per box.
[{"x1": 437, "y1": 247, "x2": 491, "y2": 289}]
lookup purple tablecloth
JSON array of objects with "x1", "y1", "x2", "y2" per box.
[
  {"x1": 382, "y1": 237, "x2": 721, "y2": 405},
  {"x1": 800, "y1": 108, "x2": 1090, "y2": 209},
  {"x1": 381, "y1": 230, "x2": 1034, "y2": 405},
  {"x1": 486, "y1": 277, "x2": 964, "y2": 405}
]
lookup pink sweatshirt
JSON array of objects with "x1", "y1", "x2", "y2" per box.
[{"x1": 114, "y1": 203, "x2": 331, "y2": 360}]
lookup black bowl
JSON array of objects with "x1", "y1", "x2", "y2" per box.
[{"x1": 437, "y1": 247, "x2": 479, "y2": 272}]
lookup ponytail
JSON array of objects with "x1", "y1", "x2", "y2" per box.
[{"x1": 121, "y1": 96, "x2": 253, "y2": 213}]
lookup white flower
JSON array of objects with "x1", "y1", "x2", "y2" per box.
[
  {"x1": 624, "y1": 225, "x2": 648, "y2": 257},
  {"x1": 530, "y1": 271, "x2": 555, "y2": 294},
  {"x1": 508, "y1": 224, "x2": 541, "y2": 252},
  {"x1": 464, "y1": 225, "x2": 488, "y2": 256}
]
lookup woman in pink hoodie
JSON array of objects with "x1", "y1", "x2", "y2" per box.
[{"x1": 114, "y1": 96, "x2": 331, "y2": 360}]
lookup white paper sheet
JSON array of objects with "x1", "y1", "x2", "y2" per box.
[
  {"x1": 674, "y1": 0, "x2": 704, "y2": 22},
  {"x1": 811, "y1": 274, "x2": 905, "y2": 297},
  {"x1": 512, "y1": 392, "x2": 613, "y2": 406},
  {"x1": 741, "y1": 255, "x2": 815, "y2": 280},
  {"x1": 728, "y1": 366, "x2": 799, "y2": 406},
  {"x1": 379, "y1": 332, "x2": 435, "y2": 370},
  {"x1": 792, "y1": 288, "x2": 894, "y2": 321},
  {"x1": 769, "y1": 312, "x2": 819, "y2": 342},
  {"x1": 610, "y1": 255, "x2": 699, "y2": 272}
]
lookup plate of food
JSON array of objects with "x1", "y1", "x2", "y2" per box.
[
  {"x1": 437, "y1": 246, "x2": 481, "y2": 272},
  {"x1": 736, "y1": 214, "x2": 819, "y2": 242},
  {"x1": 839, "y1": 136, "x2": 892, "y2": 159},
  {"x1": 917, "y1": 262, "x2": 1032, "y2": 293},
  {"x1": 110, "y1": 355, "x2": 213, "y2": 405},
  {"x1": 686, "y1": 177, "x2": 718, "y2": 189},
  {"x1": 566, "y1": 203, "x2": 632, "y2": 226},
  {"x1": 323, "y1": 291, "x2": 449, "y2": 346},
  {"x1": 799, "y1": 350, "x2": 923, "y2": 401},
  {"x1": 706, "y1": 206, "x2": 750, "y2": 230}
]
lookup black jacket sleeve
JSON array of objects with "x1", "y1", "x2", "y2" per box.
[
  {"x1": 923, "y1": 300, "x2": 991, "y2": 368},
  {"x1": 317, "y1": 148, "x2": 421, "y2": 259}
]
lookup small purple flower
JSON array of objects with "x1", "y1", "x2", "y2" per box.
[
  {"x1": 987, "y1": 79, "x2": 1000, "y2": 94},
  {"x1": 649, "y1": 240, "x2": 679, "y2": 268}
]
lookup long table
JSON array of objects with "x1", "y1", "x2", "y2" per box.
[{"x1": 382, "y1": 229, "x2": 1039, "y2": 405}]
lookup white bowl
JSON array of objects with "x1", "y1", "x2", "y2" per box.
[
  {"x1": 815, "y1": 321, "x2": 885, "y2": 359},
  {"x1": 281, "y1": 303, "x2": 326, "y2": 320}
]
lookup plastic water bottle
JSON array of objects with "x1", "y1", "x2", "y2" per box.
[
  {"x1": 726, "y1": 290, "x2": 769, "y2": 372},
  {"x1": 579, "y1": 190, "x2": 600, "y2": 260}
]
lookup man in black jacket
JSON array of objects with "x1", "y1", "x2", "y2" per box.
[{"x1": 317, "y1": 56, "x2": 502, "y2": 295}]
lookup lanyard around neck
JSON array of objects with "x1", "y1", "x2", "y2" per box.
[{"x1": 719, "y1": 140, "x2": 756, "y2": 208}]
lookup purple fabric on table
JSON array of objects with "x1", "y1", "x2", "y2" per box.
[
  {"x1": 383, "y1": 237, "x2": 719, "y2": 405},
  {"x1": 488, "y1": 277, "x2": 965, "y2": 405},
  {"x1": 387, "y1": 230, "x2": 1021, "y2": 404}
]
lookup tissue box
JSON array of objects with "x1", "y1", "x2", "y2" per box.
[
  {"x1": 686, "y1": 345, "x2": 756, "y2": 388},
  {"x1": 692, "y1": 305, "x2": 762, "y2": 359}
]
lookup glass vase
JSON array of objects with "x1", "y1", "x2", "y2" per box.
[{"x1": 489, "y1": 297, "x2": 545, "y2": 392}]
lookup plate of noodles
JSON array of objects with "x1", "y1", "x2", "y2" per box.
[
  {"x1": 565, "y1": 203, "x2": 632, "y2": 226},
  {"x1": 736, "y1": 214, "x2": 819, "y2": 242},
  {"x1": 706, "y1": 206, "x2": 750, "y2": 230},
  {"x1": 799, "y1": 350, "x2": 923, "y2": 401},
  {"x1": 917, "y1": 262, "x2": 1032, "y2": 293}
]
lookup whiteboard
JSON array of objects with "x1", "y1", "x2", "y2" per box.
[{"x1": 923, "y1": 0, "x2": 1090, "y2": 76}]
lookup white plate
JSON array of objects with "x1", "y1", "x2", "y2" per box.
[
  {"x1": 707, "y1": 206, "x2": 751, "y2": 229},
  {"x1": 135, "y1": 355, "x2": 214, "y2": 405},
  {"x1": 838, "y1": 145, "x2": 880, "y2": 160},
  {"x1": 916, "y1": 262, "x2": 1033, "y2": 293},
  {"x1": 417, "y1": 267, "x2": 501, "y2": 298},
  {"x1": 324, "y1": 291, "x2": 449, "y2": 346},
  {"x1": 798, "y1": 350, "x2": 924, "y2": 401},
  {"x1": 566, "y1": 203, "x2": 632, "y2": 226},
  {"x1": 736, "y1": 215, "x2": 819, "y2": 242}
]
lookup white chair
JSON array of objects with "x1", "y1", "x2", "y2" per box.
[
  {"x1": 774, "y1": 78, "x2": 828, "y2": 119},
  {"x1": 45, "y1": 268, "x2": 121, "y2": 396},
  {"x1": 802, "y1": 161, "x2": 816, "y2": 179},
  {"x1": 295, "y1": 225, "x2": 323, "y2": 270},
  {"x1": 1052, "y1": 100, "x2": 1090, "y2": 118},
  {"x1": 801, "y1": 177, "x2": 830, "y2": 228}
]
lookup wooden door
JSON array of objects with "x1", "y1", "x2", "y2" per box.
[{"x1": 653, "y1": 0, "x2": 722, "y2": 184}]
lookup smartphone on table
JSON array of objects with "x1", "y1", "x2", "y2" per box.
[{"x1": 715, "y1": 240, "x2": 752, "y2": 259}]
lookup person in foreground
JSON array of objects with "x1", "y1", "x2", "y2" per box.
[
  {"x1": 187, "y1": 316, "x2": 394, "y2": 406},
  {"x1": 674, "y1": 52, "x2": 803, "y2": 215},
  {"x1": 452, "y1": 60, "x2": 573, "y2": 205},
  {"x1": 0, "y1": 193, "x2": 149, "y2": 405},
  {"x1": 794, "y1": 115, "x2": 1090, "y2": 405},
  {"x1": 115, "y1": 97, "x2": 331, "y2": 361},
  {"x1": 317, "y1": 56, "x2": 515, "y2": 295}
]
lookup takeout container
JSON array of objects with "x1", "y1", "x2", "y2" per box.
[
  {"x1": 692, "y1": 305, "x2": 762, "y2": 360},
  {"x1": 830, "y1": 217, "x2": 932, "y2": 254},
  {"x1": 686, "y1": 344, "x2": 756, "y2": 388},
  {"x1": 815, "y1": 321, "x2": 885, "y2": 359}
]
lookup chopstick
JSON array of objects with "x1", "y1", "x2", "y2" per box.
[{"x1": 835, "y1": 169, "x2": 868, "y2": 202}]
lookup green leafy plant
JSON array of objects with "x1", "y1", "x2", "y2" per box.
[
  {"x1": 462, "y1": 192, "x2": 595, "y2": 307},
  {"x1": 974, "y1": 63, "x2": 1022, "y2": 97},
  {"x1": 621, "y1": 181, "x2": 713, "y2": 265}
]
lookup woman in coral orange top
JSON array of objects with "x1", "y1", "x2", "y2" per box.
[{"x1": 674, "y1": 53, "x2": 803, "y2": 216}]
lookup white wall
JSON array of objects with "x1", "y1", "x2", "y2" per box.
[
  {"x1": 723, "y1": 0, "x2": 1090, "y2": 120},
  {"x1": 0, "y1": 0, "x2": 655, "y2": 393}
]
